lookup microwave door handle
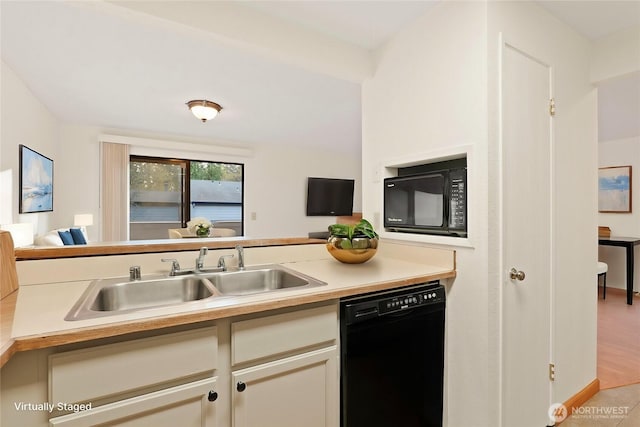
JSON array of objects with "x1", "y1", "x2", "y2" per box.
[
  {"x1": 445, "y1": 198, "x2": 450, "y2": 230},
  {"x1": 443, "y1": 185, "x2": 450, "y2": 229}
]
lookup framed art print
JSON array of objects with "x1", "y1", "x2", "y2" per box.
[
  {"x1": 19, "y1": 144, "x2": 53, "y2": 213},
  {"x1": 598, "y1": 165, "x2": 632, "y2": 213}
]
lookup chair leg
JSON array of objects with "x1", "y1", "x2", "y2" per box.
[{"x1": 597, "y1": 273, "x2": 606, "y2": 299}]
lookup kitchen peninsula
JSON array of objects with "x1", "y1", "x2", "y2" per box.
[{"x1": 1, "y1": 236, "x2": 455, "y2": 426}]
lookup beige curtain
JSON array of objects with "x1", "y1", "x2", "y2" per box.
[{"x1": 101, "y1": 142, "x2": 129, "y2": 241}]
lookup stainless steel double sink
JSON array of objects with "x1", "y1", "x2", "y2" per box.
[{"x1": 65, "y1": 264, "x2": 326, "y2": 321}]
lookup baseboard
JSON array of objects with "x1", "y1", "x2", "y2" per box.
[{"x1": 558, "y1": 378, "x2": 600, "y2": 424}]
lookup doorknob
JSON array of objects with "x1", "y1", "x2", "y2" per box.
[{"x1": 509, "y1": 268, "x2": 526, "y2": 281}]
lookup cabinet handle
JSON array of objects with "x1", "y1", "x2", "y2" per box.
[
  {"x1": 208, "y1": 391, "x2": 218, "y2": 402},
  {"x1": 236, "y1": 381, "x2": 247, "y2": 392}
]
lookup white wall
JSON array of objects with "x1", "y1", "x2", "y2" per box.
[
  {"x1": 598, "y1": 137, "x2": 640, "y2": 290},
  {"x1": 0, "y1": 61, "x2": 60, "y2": 236},
  {"x1": 247, "y1": 144, "x2": 362, "y2": 238},
  {"x1": 364, "y1": 1, "x2": 597, "y2": 425},
  {"x1": 363, "y1": 2, "x2": 491, "y2": 425},
  {"x1": 54, "y1": 125, "x2": 101, "y2": 240}
]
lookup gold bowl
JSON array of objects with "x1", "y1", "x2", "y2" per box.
[{"x1": 326, "y1": 237, "x2": 378, "y2": 264}]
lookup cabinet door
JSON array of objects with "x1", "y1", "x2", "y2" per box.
[
  {"x1": 49, "y1": 377, "x2": 219, "y2": 427},
  {"x1": 232, "y1": 347, "x2": 338, "y2": 427}
]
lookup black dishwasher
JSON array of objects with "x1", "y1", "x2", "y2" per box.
[{"x1": 340, "y1": 281, "x2": 446, "y2": 427}]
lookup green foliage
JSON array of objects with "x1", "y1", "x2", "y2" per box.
[
  {"x1": 130, "y1": 160, "x2": 243, "y2": 192},
  {"x1": 191, "y1": 162, "x2": 242, "y2": 182},
  {"x1": 328, "y1": 219, "x2": 379, "y2": 249},
  {"x1": 190, "y1": 162, "x2": 223, "y2": 181},
  {"x1": 130, "y1": 161, "x2": 182, "y2": 191}
]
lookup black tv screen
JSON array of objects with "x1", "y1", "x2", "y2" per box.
[{"x1": 306, "y1": 177, "x2": 354, "y2": 216}]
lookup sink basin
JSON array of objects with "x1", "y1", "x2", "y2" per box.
[
  {"x1": 65, "y1": 275, "x2": 219, "y2": 321},
  {"x1": 91, "y1": 277, "x2": 216, "y2": 311},
  {"x1": 202, "y1": 265, "x2": 326, "y2": 296},
  {"x1": 65, "y1": 265, "x2": 326, "y2": 321}
]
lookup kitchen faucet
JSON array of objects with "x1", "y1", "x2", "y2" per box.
[{"x1": 235, "y1": 245, "x2": 245, "y2": 270}]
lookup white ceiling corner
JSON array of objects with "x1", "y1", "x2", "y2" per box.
[{"x1": 536, "y1": 0, "x2": 640, "y2": 40}]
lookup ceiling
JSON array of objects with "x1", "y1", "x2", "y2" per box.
[
  {"x1": 536, "y1": 1, "x2": 640, "y2": 40},
  {"x1": 242, "y1": 1, "x2": 436, "y2": 49},
  {"x1": 1, "y1": 1, "x2": 638, "y2": 153}
]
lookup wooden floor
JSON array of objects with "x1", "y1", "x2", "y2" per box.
[{"x1": 597, "y1": 287, "x2": 640, "y2": 389}]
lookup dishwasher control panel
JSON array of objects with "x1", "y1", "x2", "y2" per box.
[
  {"x1": 378, "y1": 284, "x2": 445, "y2": 315},
  {"x1": 342, "y1": 281, "x2": 445, "y2": 324}
]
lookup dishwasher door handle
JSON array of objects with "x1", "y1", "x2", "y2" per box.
[{"x1": 355, "y1": 307, "x2": 378, "y2": 318}]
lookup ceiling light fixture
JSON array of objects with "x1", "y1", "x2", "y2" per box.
[{"x1": 186, "y1": 99, "x2": 222, "y2": 122}]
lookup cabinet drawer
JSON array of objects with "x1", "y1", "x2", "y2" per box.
[
  {"x1": 49, "y1": 326, "x2": 217, "y2": 405},
  {"x1": 232, "y1": 304, "x2": 337, "y2": 366},
  {"x1": 49, "y1": 377, "x2": 218, "y2": 427}
]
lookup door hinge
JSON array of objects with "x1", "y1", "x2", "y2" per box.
[
  {"x1": 549, "y1": 98, "x2": 556, "y2": 116},
  {"x1": 549, "y1": 363, "x2": 556, "y2": 381}
]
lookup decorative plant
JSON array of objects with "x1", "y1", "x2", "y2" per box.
[
  {"x1": 328, "y1": 219, "x2": 379, "y2": 249},
  {"x1": 187, "y1": 217, "x2": 212, "y2": 237}
]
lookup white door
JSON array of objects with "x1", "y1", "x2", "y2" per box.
[{"x1": 501, "y1": 40, "x2": 553, "y2": 427}]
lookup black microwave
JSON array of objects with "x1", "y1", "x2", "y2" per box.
[{"x1": 384, "y1": 167, "x2": 467, "y2": 237}]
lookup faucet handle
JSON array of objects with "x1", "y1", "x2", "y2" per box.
[
  {"x1": 217, "y1": 254, "x2": 234, "y2": 271},
  {"x1": 161, "y1": 258, "x2": 181, "y2": 276}
]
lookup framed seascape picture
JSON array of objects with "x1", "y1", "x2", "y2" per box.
[
  {"x1": 19, "y1": 144, "x2": 53, "y2": 213},
  {"x1": 598, "y1": 165, "x2": 632, "y2": 213}
]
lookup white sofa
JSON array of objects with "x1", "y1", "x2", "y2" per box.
[{"x1": 34, "y1": 228, "x2": 89, "y2": 246}]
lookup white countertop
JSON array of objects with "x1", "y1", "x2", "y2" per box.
[
  {"x1": 2, "y1": 242, "x2": 456, "y2": 367},
  {"x1": 12, "y1": 257, "x2": 452, "y2": 338}
]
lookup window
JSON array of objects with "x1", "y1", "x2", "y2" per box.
[
  {"x1": 130, "y1": 158, "x2": 186, "y2": 225},
  {"x1": 129, "y1": 156, "x2": 244, "y2": 240},
  {"x1": 189, "y1": 161, "x2": 243, "y2": 236}
]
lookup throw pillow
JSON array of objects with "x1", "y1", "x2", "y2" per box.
[
  {"x1": 58, "y1": 230, "x2": 74, "y2": 245},
  {"x1": 70, "y1": 228, "x2": 87, "y2": 245}
]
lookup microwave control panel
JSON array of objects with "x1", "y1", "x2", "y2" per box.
[{"x1": 448, "y1": 168, "x2": 467, "y2": 231}]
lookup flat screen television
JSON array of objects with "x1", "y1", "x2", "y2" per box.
[{"x1": 306, "y1": 177, "x2": 354, "y2": 216}]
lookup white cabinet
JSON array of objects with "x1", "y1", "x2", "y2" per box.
[
  {"x1": 49, "y1": 377, "x2": 218, "y2": 427},
  {"x1": 2, "y1": 303, "x2": 339, "y2": 427},
  {"x1": 232, "y1": 347, "x2": 337, "y2": 427},
  {"x1": 48, "y1": 326, "x2": 220, "y2": 427},
  {"x1": 230, "y1": 304, "x2": 339, "y2": 427}
]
